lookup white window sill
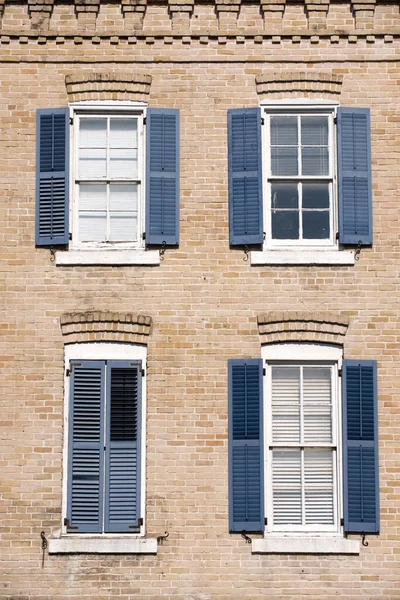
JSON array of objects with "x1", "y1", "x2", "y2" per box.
[
  {"x1": 252, "y1": 536, "x2": 360, "y2": 555},
  {"x1": 55, "y1": 249, "x2": 160, "y2": 266},
  {"x1": 250, "y1": 250, "x2": 355, "y2": 266},
  {"x1": 48, "y1": 536, "x2": 158, "y2": 554}
]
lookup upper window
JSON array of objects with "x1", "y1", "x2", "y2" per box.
[{"x1": 35, "y1": 104, "x2": 180, "y2": 264}]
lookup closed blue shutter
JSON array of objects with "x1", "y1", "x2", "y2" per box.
[
  {"x1": 105, "y1": 361, "x2": 142, "y2": 533},
  {"x1": 67, "y1": 361, "x2": 105, "y2": 533},
  {"x1": 228, "y1": 108, "x2": 263, "y2": 246},
  {"x1": 228, "y1": 359, "x2": 264, "y2": 532},
  {"x1": 146, "y1": 108, "x2": 180, "y2": 246},
  {"x1": 342, "y1": 360, "x2": 379, "y2": 534},
  {"x1": 337, "y1": 108, "x2": 372, "y2": 246},
  {"x1": 35, "y1": 108, "x2": 69, "y2": 246}
]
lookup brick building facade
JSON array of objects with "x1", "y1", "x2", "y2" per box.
[{"x1": 1, "y1": 0, "x2": 400, "y2": 598}]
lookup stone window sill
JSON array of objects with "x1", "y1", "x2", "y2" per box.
[
  {"x1": 252, "y1": 536, "x2": 360, "y2": 555},
  {"x1": 250, "y1": 250, "x2": 355, "y2": 266},
  {"x1": 48, "y1": 536, "x2": 158, "y2": 554},
  {"x1": 55, "y1": 249, "x2": 160, "y2": 266}
]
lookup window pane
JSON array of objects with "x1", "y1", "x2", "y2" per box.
[
  {"x1": 79, "y1": 118, "x2": 107, "y2": 148},
  {"x1": 302, "y1": 211, "x2": 330, "y2": 240},
  {"x1": 79, "y1": 148, "x2": 107, "y2": 179},
  {"x1": 271, "y1": 183, "x2": 298, "y2": 209},
  {"x1": 110, "y1": 118, "x2": 138, "y2": 149},
  {"x1": 272, "y1": 367, "x2": 300, "y2": 443},
  {"x1": 272, "y1": 210, "x2": 299, "y2": 240},
  {"x1": 304, "y1": 450, "x2": 334, "y2": 525},
  {"x1": 271, "y1": 117, "x2": 298, "y2": 146},
  {"x1": 78, "y1": 215, "x2": 107, "y2": 242},
  {"x1": 79, "y1": 184, "x2": 107, "y2": 211},
  {"x1": 303, "y1": 367, "x2": 332, "y2": 443},
  {"x1": 301, "y1": 116, "x2": 329, "y2": 146},
  {"x1": 109, "y1": 184, "x2": 138, "y2": 212},
  {"x1": 273, "y1": 450, "x2": 302, "y2": 525},
  {"x1": 302, "y1": 183, "x2": 330, "y2": 209},
  {"x1": 301, "y1": 147, "x2": 329, "y2": 176},
  {"x1": 110, "y1": 148, "x2": 138, "y2": 179},
  {"x1": 110, "y1": 216, "x2": 137, "y2": 242},
  {"x1": 271, "y1": 147, "x2": 298, "y2": 176}
]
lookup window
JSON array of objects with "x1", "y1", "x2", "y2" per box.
[
  {"x1": 228, "y1": 349, "x2": 379, "y2": 554},
  {"x1": 227, "y1": 104, "x2": 372, "y2": 265},
  {"x1": 35, "y1": 104, "x2": 179, "y2": 265}
]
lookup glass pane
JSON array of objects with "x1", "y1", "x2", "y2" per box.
[
  {"x1": 109, "y1": 184, "x2": 138, "y2": 212},
  {"x1": 304, "y1": 450, "x2": 334, "y2": 525},
  {"x1": 78, "y1": 215, "x2": 106, "y2": 242},
  {"x1": 271, "y1": 183, "x2": 298, "y2": 209},
  {"x1": 110, "y1": 118, "x2": 138, "y2": 149},
  {"x1": 303, "y1": 368, "x2": 332, "y2": 443},
  {"x1": 302, "y1": 211, "x2": 330, "y2": 240},
  {"x1": 301, "y1": 116, "x2": 329, "y2": 146},
  {"x1": 79, "y1": 148, "x2": 107, "y2": 179},
  {"x1": 271, "y1": 116, "x2": 298, "y2": 146},
  {"x1": 272, "y1": 210, "x2": 299, "y2": 240},
  {"x1": 110, "y1": 216, "x2": 137, "y2": 242},
  {"x1": 79, "y1": 118, "x2": 107, "y2": 148},
  {"x1": 302, "y1": 147, "x2": 329, "y2": 176},
  {"x1": 271, "y1": 147, "x2": 298, "y2": 176},
  {"x1": 110, "y1": 148, "x2": 138, "y2": 179},
  {"x1": 272, "y1": 367, "x2": 300, "y2": 443},
  {"x1": 302, "y1": 183, "x2": 330, "y2": 209},
  {"x1": 273, "y1": 450, "x2": 302, "y2": 525},
  {"x1": 79, "y1": 183, "x2": 107, "y2": 211}
]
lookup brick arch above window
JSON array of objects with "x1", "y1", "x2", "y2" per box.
[
  {"x1": 65, "y1": 72, "x2": 152, "y2": 102},
  {"x1": 255, "y1": 71, "x2": 343, "y2": 99},
  {"x1": 257, "y1": 311, "x2": 349, "y2": 345},
  {"x1": 60, "y1": 311, "x2": 152, "y2": 344}
]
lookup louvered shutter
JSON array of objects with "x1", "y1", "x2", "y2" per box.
[
  {"x1": 146, "y1": 108, "x2": 180, "y2": 246},
  {"x1": 228, "y1": 359, "x2": 264, "y2": 532},
  {"x1": 35, "y1": 108, "x2": 69, "y2": 246},
  {"x1": 342, "y1": 360, "x2": 379, "y2": 534},
  {"x1": 337, "y1": 108, "x2": 372, "y2": 246},
  {"x1": 228, "y1": 108, "x2": 263, "y2": 246},
  {"x1": 67, "y1": 361, "x2": 105, "y2": 533},
  {"x1": 105, "y1": 361, "x2": 142, "y2": 533}
]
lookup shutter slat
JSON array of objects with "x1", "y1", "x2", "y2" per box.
[
  {"x1": 146, "y1": 109, "x2": 180, "y2": 246},
  {"x1": 337, "y1": 108, "x2": 372, "y2": 246},
  {"x1": 229, "y1": 359, "x2": 264, "y2": 532},
  {"x1": 228, "y1": 109, "x2": 263, "y2": 246},
  {"x1": 342, "y1": 360, "x2": 379, "y2": 534},
  {"x1": 36, "y1": 108, "x2": 69, "y2": 246}
]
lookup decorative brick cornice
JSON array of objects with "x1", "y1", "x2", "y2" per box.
[
  {"x1": 256, "y1": 71, "x2": 343, "y2": 97},
  {"x1": 351, "y1": 0, "x2": 376, "y2": 30},
  {"x1": 60, "y1": 311, "x2": 152, "y2": 345},
  {"x1": 121, "y1": 0, "x2": 148, "y2": 31},
  {"x1": 257, "y1": 312, "x2": 349, "y2": 345},
  {"x1": 74, "y1": 0, "x2": 101, "y2": 31},
  {"x1": 65, "y1": 72, "x2": 152, "y2": 102},
  {"x1": 28, "y1": 0, "x2": 54, "y2": 30},
  {"x1": 305, "y1": 0, "x2": 330, "y2": 30}
]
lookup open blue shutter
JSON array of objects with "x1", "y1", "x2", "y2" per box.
[
  {"x1": 228, "y1": 359, "x2": 264, "y2": 532},
  {"x1": 105, "y1": 361, "x2": 142, "y2": 533},
  {"x1": 35, "y1": 108, "x2": 69, "y2": 246},
  {"x1": 337, "y1": 108, "x2": 372, "y2": 246},
  {"x1": 228, "y1": 108, "x2": 263, "y2": 246},
  {"x1": 67, "y1": 361, "x2": 105, "y2": 533},
  {"x1": 146, "y1": 108, "x2": 180, "y2": 246},
  {"x1": 342, "y1": 360, "x2": 379, "y2": 534}
]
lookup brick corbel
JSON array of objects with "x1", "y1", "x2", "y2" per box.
[
  {"x1": 215, "y1": 0, "x2": 242, "y2": 29},
  {"x1": 305, "y1": 0, "x2": 330, "y2": 30},
  {"x1": 260, "y1": 0, "x2": 286, "y2": 30},
  {"x1": 257, "y1": 312, "x2": 349, "y2": 346},
  {"x1": 168, "y1": 0, "x2": 195, "y2": 31},
  {"x1": 121, "y1": 0, "x2": 147, "y2": 31},
  {"x1": 60, "y1": 312, "x2": 152, "y2": 345},
  {"x1": 351, "y1": 0, "x2": 376, "y2": 30},
  {"x1": 28, "y1": 0, "x2": 54, "y2": 30},
  {"x1": 0, "y1": 0, "x2": 5, "y2": 23},
  {"x1": 74, "y1": 0, "x2": 101, "y2": 32}
]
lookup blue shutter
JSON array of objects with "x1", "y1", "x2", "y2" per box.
[
  {"x1": 105, "y1": 361, "x2": 142, "y2": 533},
  {"x1": 35, "y1": 108, "x2": 69, "y2": 246},
  {"x1": 228, "y1": 108, "x2": 263, "y2": 246},
  {"x1": 146, "y1": 108, "x2": 180, "y2": 246},
  {"x1": 67, "y1": 361, "x2": 105, "y2": 533},
  {"x1": 337, "y1": 108, "x2": 372, "y2": 246},
  {"x1": 342, "y1": 360, "x2": 379, "y2": 534},
  {"x1": 228, "y1": 359, "x2": 264, "y2": 532}
]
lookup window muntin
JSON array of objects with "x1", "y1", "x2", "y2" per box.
[
  {"x1": 73, "y1": 112, "x2": 144, "y2": 249},
  {"x1": 266, "y1": 363, "x2": 340, "y2": 533},
  {"x1": 264, "y1": 109, "x2": 335, "y2": 248}
]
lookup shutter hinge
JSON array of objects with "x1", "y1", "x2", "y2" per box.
[
  {"x1": 334, "y1": 116, "x2": 337, "y2": 125},
  {"x1": 336, "y1": 231, "x2": 339, "y2": 240},
  {"x1": 338, "y1": 369, "x2": 342, "y2": 377},
  {"x1": 64, "y1": 518, "x2": 79, "y2": 530},
  {"x1": 264, "y1": 518, "x2": 268, "y2": 525},
  {"x1": 263, "y1": 368, "x2": 266, "y2": 376},
  {"x1": 66, "y1": 368, "x2": 71, "y2": 377},
  {"x1": 69, "y1": 233, "x2": 72, "y2": 241},
  {"x1": 142, "y1": 232, "x2": 146, "y2": 240},
  {"x1": 70, "y1": 117, "x2": 73, "y2": 125},
  {"x1": 129, "y1": 517, "x2": 143, "y2": 529},
  {"x1": 143, "y1": 117, "x2": 146, "y2": 125},
  {"x1": 340, "y1": 518, "x2": 344, "y2": 526},
  {"x1": 261, "y1": 117, "x2": 265, "y2": 126},
  {"x1": 141, "y1": 369, "x2": 145, "y2": 377}
]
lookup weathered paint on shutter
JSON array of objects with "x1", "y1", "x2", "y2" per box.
[
  {"x1": 342, "y1": 360, "x2": 379, "y2": 534},
  {"x1": 67, "y1": 361, "x2": 105, "y2": 533},
  {"x1": 228, "y1": 359, "x2": 264, "y2": 532},
  {"x1": 337, "y1": 108, "x2": 372, "y2": 246},
  {"x1": 35, "y1": 108, "x2": 69, "y2": 246},
  {"x1": 146, "y1": 108, "x2": 180, "y2": 246},
  {"x1": 105, "y1": 361, "x2": 142, "y2": 533},
  {"x1": 228, "y1": 108, "x2": 263, "y2": 246}
]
